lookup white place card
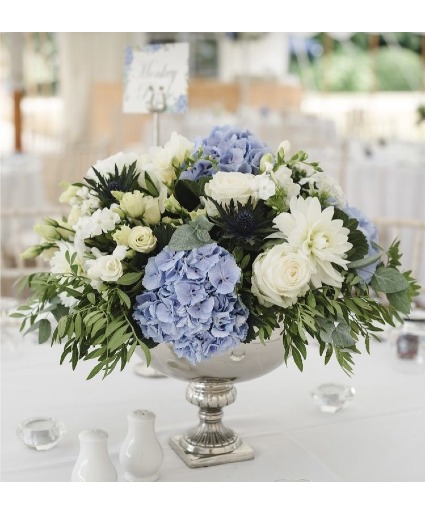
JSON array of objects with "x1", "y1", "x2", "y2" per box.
[{"x1": 123, "y1": 42, "x2": 189, "y2": 114}]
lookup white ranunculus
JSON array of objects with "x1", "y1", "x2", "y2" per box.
[
  {"x1": 128, "y1": 226, "x2": 157, "y2": 254},
  {"x1": 86, "y1": 152, "x2": 140, "y2": 181},
  {"x1": 251, "y1": 243, "x2": 312, "y2": 308},
  {"x1": 272, "y1": 196, "x2": 352, "y2": 288},
  {"x1": 67, "y1": 205, "x2": 82, "y2": 227}
]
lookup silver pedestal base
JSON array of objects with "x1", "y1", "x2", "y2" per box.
[{"x1": 169, "y1": 435, "x2": 254, "y2": 468}]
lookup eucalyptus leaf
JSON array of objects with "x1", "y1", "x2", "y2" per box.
[
  {"x1": 370, "y1": 267, "x2": 409, "y2": 293},
  {"x1": 386, "y1": 289, "x2": 411, "y2": 314}
]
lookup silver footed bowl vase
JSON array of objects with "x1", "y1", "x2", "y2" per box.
[{"x1": 138, "y1": 331, "x2": 284, "y2": 468}]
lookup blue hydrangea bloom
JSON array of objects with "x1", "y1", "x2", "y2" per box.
[
  {"x1": 344, "y1": 205, "x2": 380, "y2": 283},
  {"x1": 180, "y1": 125, "x2": 270, "y2": 181},
  {"x1": 133, "y1": 242, "x2": 249, "y2": 364}
]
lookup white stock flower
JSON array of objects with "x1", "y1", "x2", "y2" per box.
[
  {"x1": 251, "y1": 243, "x2": 311, "y2": 308},
  {"x1": 86, "y1": 152, "x2": 140, "y2": 181},
  {"x1": 272, "y1": 196, "x2": 352, "y2": 288},
  {"x1": 252, "y1": 174, "x2": 276, "y2": 200},
  {"x1": 128, "y1": 226, "x2": 157, "y2": 254},
  {"x1": 50, "y1": 241, "x2": 81, "y2": 274},
  {"x1": 272, "y1": 166, "x2": 301, "y2": 199},
  {"x1": 73, "y1": 206, "x2": 120, "y2": 239}
]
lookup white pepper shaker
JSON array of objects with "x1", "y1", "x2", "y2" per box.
[
  {"x1": 120, "y1": 409, "x2": 163, "y2": 481},
  {"x1": 71, "y1": 428, "x2": 118, "y2": 482}
]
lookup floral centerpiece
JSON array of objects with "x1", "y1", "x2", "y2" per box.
[{"x1": 15, "y1": 125, "x2": 419, "y2": 379}]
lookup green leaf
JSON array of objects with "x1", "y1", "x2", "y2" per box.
[
  {"x1": 174, "y1": 178, "x2": 210, "y2": 211},
  {"x1": 86, "y1": 361, "x2": 106, "y2": 380},
  {"x1": 143, "y1": 172, "x2": 159, "y2": 197},
  {"x1": 87, "y1": 293, "x2": 96, "y2": 304},
  {"x1": 332, "y1": 323, "x2": 356, "y2": 348},
  {"x1": 291, "y1": 346, "x2": 304, "y2": 372},
  {"x1": 387, "y1": 289, "x2": 411, "y2": 314},
  {"x1": 348, "y1": 251, "x2": 383, "y2": 270},
  {"x1": 38, "y1": 318, "x2": 51, "y2": 344},
  {"x1": 168, "y1": 224, "x2": 210, "y2": 250},
  {"x1": 117, "y1": 289, "x2": 131, "y2": 309},
  {"x1": 117, "y1": 272, "x2": 143, "y2": 286},
  {"x1": 105, "y1": 318, "x2": 127, "y2": 338},
  {"x1": 370, "y1": 267, "x2": 409, "y2": 293}
]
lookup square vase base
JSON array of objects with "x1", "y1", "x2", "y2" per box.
[{"x1": 169, "y1": 435, "x2": 255, "y2": 468}]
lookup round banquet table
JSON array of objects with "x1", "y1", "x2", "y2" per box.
[{"x1": 1, "y1": 323, "x2": 424, "y2": 483}]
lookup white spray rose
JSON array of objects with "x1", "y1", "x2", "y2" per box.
[
  {"x1": 59, "y1": 184, "x2": 80, "y2": 204},
  {"x1": 251, "y1": 243, "x2": 312, "y2": 308},
  {"x1": 128, "y1": 226, "x2": 157, "y2": 254},
  {"x1": 86, "y1": 246, "x2": 126, "y2": 285},
  {"x1": 143, "y1": 196, "x2": 161, "y2": 225},
  {"x1": 120, "y1": 191, "x2": 146, "y2": 219}
]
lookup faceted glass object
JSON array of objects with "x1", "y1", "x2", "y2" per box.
[
  {"x1": 17, "y1": 417, "x2": 66, "y2": 450},
  {"x1": 311, "y1": 383, "x2": 356, "y2": 414}
]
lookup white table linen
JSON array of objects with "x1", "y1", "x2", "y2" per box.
[{"x1": 1, "y1": 325, "x2": 424, "y2": 482}]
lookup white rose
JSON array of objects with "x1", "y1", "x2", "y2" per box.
[
  {"x1": 251, "y1": 243, "x2": 311, "y2": 308},
  {"x1": 67, "y1": 205, "x2": 82, "y2": 227},
  {"x1": 87, "y1": 152, "x2": 140, "y2": 181},
  {"x1": 141, "y1": 146, "x2": 175, "y2": 186},
  {"x1": 204, "y1": 171, "x2": 257, "y2": 210},
  {"x1": 128, "y1": 226, "x2": 157, "y2": 254},
  {"x1": 87, "y1": 255, "x2": 123, "y2": 283},
  {"x1": 164, "y1": 132, "x2": 194, "y2": 164},
  {"x1": 143, "y1": 196, "x2": 161, "y2": 225},
  {"x1": 59, "y1": 184, "x2": 80, "y2": 204},
  {"x1": 120, "y1": 191, "x2": 146, "y2": 219}
]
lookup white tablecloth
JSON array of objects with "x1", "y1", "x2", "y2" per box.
[{"x1": 2, "y1": 322, "x2": 424, "y2": 483}]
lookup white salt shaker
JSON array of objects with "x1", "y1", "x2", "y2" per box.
[
  {"x1": 71, "y1": 428, "x2": 118, "y2": 482},
  {"x1": 120, "y1": 409, "x2": 163, "y2": 481}
]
